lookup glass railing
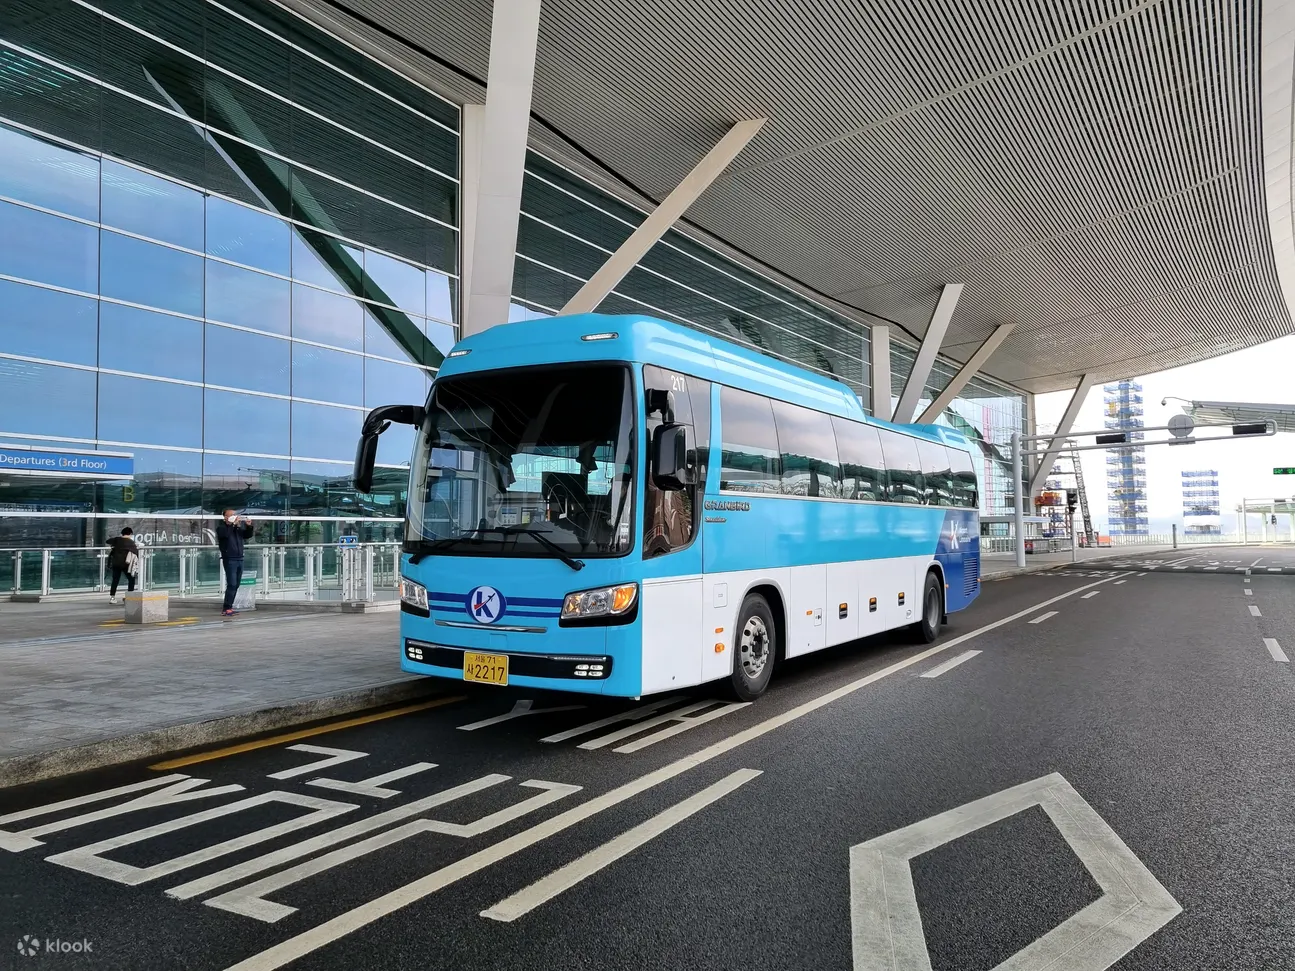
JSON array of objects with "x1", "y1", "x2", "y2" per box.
[{"x1": 2, "y1": 543, "x2": 403, "y2": 601}]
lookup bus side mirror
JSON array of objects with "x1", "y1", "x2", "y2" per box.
[
  {"x1": 354, "y1": 404, "x2": 425, "y2": 493},
  {"x1": 651, "y1": 423, "x2": 693, "y2": 491}
]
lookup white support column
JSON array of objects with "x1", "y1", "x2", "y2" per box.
[
  {"x1": 462, "y1": 0, "x2": 543, "y2": 337},
  {"x1": 561, "y1": 119, "x2": 766, "y2": 316},
  {"x1": 916, "y1": 322, "x2": 1016, "y2": 424},
  {"x1": 459, "y1": 104, "x2": 485, "y2": 330},
  {"x1": 869, "y1": 324, "x2": 892, "y2": 419},
  {"x1": 891, "y1": 284, "x2": 963, "y2": 424},
  {"x1": 1027, "y1": 373, "x2": 1097, "y2": 497}
]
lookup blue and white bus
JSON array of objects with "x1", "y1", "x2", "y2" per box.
[{"x1": 354, "y1": 314, "x2": 981, "y2": 701}]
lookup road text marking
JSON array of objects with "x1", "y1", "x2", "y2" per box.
[
  {"x1": 920, "y1": 650, "x2": 982, "y2": 679},
  {"x1": 480, "y1": 768, "x2": 762, "y2": 922}
]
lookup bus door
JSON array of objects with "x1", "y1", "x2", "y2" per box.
[{"x1": 639, "y1": 366, "x2": 713, "y2": 693}]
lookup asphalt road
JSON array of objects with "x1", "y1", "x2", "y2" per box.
[{"x1": 2, "y1": 558, "x2": 1292, "y2": 971}]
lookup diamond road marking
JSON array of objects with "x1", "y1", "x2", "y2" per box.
[{"x1": 849, "y1": 772, "x2": 1181, "y2": 971}]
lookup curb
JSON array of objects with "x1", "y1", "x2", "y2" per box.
[
  {"x1": 982, "y1": 544, "x2": 1234, "y2": 581},
  {"x1": 0, "y1": 678, "x2": 442, "y2": 790}
]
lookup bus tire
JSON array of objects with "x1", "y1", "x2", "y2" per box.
[
  {"x1": 911, "y1": 572, "x2": 942, "y2": 644},
  {"x1": 729, "y1": 593, "x2": 777, "y2": 701}
]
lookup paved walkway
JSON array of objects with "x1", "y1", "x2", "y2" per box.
[
  {"x1": 981, "y1": 543, "x2": 1180, "y2": 577},
  {"x1": 0, "y1": 599, "x2": 416, "y2": 773}
]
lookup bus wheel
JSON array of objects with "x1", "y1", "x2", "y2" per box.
[
  {"x1": 911, "y1": 572, "x2": 942, "y2": 644},
  {"x1": 729, "y1": 593, "x2": 777, "y2": 701}
]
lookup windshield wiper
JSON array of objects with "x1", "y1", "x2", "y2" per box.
[{"x1": 489, "y1": 527, "x2": 585, "y2": 572}]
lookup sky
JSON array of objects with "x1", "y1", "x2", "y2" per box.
[{"x1": 1032, "y1": 333, "x2": 1295, "y2": 538}]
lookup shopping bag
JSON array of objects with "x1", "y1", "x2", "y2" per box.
[{"x1": 232, "y1": 574, "x2": 258, "y2": 611}]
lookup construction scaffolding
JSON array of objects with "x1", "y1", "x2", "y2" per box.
[{"x1": 1104, "y1": 380, "x2": 1149, "y2": 536}]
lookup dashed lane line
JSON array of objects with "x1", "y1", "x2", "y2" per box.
[
  {"x1": 1264, "y1": 638, "x2": 1290, "y2": 663},
  {"x1": 1249, "y1": 605, "x2": 1262, "y2": 618},
  {"x1": 919, "y1": 650, "x2": 982, "y2": 679},
  {"x1": 1029, "y1": 611, "x2": 1059, "y2": 625},
  {"x1": 1082, "y1": 592, "x2": 1099, "y2": 599},
  {"x1": 220, "y1": 572, "x2": 1130, "y2": 971}
]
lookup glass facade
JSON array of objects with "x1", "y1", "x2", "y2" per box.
[
  {"x1": 0, "y1": 0, "x2": 456, "y2": 547},
  {"x1": 890, "y1": 345, "x2": 1027, "y2": 517},
  {"x1": 0, "y1": 0, "x2": 1030, "y2": 549}
]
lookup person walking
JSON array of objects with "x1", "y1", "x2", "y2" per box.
[
  {"x1": 106, "y1": 527, "x2": 139, "y2": 604},
  {"x1": 216, "y1": 509, "x2": 254, "y2": 616}
]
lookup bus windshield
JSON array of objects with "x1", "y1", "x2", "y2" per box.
[{"x1": 406, "y1": 364, "x2": 635, "y2": 558}]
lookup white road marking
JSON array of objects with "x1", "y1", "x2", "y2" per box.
[
  {"x1": 220, "y1": 572, "x2": 1129, "y2": 971},
  {"x1": 1137, "y1": 572, "x2": 1147, "y2": 576},
  {"x1": 1, "y1": 777, "x2": 242, "y2": 853},
  {"x1": 539, "y1": 696, "x2": 685, "y2": 743},
  {"x1": 1173, "y1": 566, "x2": 1188, "y2": 570},
  {"x1": 1029, "y1": 611, "x2": 1058, "y2": 624},
  {"x1": 1268, "y1": 568, "x2": 1282, "y2": 572},
  {"x1": 1249, "y1": 605, "x2": 1262, "y2": 617},
  {"x1": 608, "y1": 702, "x2": 750, "y2": 754},
  {"x1": 1204, "y1": 567, "x2": 1218, "y2": 571},
  {"x1": 480, "y1": 768, "x2": 763, "y2": 922},
  {"x1": 266, "y1": 745, "x2": 366, "y2": 781},
  {"x1": 457, "y1": 699, "x2": 585, "y2": 731},
  {"x1": 919, "y1": 650, "x2": 981, "y2": 679},
  {"x1": 849, "y1": 773, "x2": 1181, "y2": 971},
  {"x1": 1244, "y1": 577, "x2": 1251, "y2": 584},
  {"x1": 307, "y1": 762, "x2": 436, "y2": 800},
  {"x1": 1251, "y1": 558, "x2": 1264, "y2": 567},
  {"x1": 1245, "y1": 589, "x2": 1253, "y2": 596},
  {"x1": 1264, "y1": 638, "x2": 1289, "y2": 663},
  {"x1": 46, "y1": 792, "x2": 355, "y2": 886},
  {"x1": 1114, "y1": 580, "x2": 1127, "y2": 585},
  {"x1": 1082, "y1": 591, "x2": 1099, "y2": 599},
  {"x1": 205, "y1": 780, "x2": 582, "y2": 922}
]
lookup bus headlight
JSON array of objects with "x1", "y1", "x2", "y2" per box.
[
  {"x1": 399, "y1": 577, "x2": 429, "y2": 611},
  {"x1": 561, "y1": 582, "x2": 638, "y2": 621}
]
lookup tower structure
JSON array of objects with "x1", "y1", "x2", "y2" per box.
[{"x1": 1104, "y1": 381, "x2": 1149, "y2": 536}]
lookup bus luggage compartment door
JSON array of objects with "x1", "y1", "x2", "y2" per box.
[{"x1": 640, "y1": 576, "x2": 705, "y2": 694}]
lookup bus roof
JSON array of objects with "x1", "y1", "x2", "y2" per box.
[{"x1": 441, "y1": 313, "x2": 972, "y2": 451}]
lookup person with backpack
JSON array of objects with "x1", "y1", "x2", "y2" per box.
[
  {"x1": 106, "y1": 527, "x2": 139, "y2": 604},
  {"x1": 216, "y1": 510, "x2": 255, "y2": 616}
]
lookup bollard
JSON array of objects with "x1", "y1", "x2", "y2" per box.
[
  {"x1": 1172, "y1": 524, "x2": 1177, "y2": 549},
  {"x1": 40, "y1": 549, "x2": 52, "y2": 597}
]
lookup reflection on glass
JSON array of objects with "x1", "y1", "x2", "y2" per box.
[
  {"x1": 202, "y1": 452, "x2": 291, "y2": 517},
  {"x1": 291, "y1": 401, "x2": 362, "y2": 461},
  {"x1": 0, "y1": 124, "x2": 99, "y2": 220},
  {"x1": 364, "y1": 357, "x2": 426, "y2": 410},
  {"x1": 364, "y1": 249, "x2": 425, "y2": 314},
  {"x1": 0, "y1": 279, "x2": 98, "y2": 366},
  {"x1": 292, "y1": 229, "x2": 363, "y2": 293},
  {"x1": 207, "y1": 197, "x2": 290, "y2": 275},
  {"x1": 204, "y1": 389, "x2": 290, "y2": 455},
  {"x1": 0, "y1": 359, "x2": 97, "y2": 440},
  {"x1": 99, "y1": 303, "x2": 203, "y2": 382},
  {"x1": 290, "y1": 459, "x2": 364, "y2": 519},
  {"x1": 99, "y1": 447, "x2": 203, "y2": 515},
  {"x1": 100, "y1": 160, "x2": 204, "y2": 250},
  {"x1": 97, "y1": 374, "x2": 203, "y2": 448},
  {"x1": 427, "y1": 271, "x2": 453, "y2": 323},
  {"x1": 0, "y1": 201, "x2": 98, "y2": 293},
  {"x1": 206, "y1": 261, "x2": 290, "y2": 335},
  {"x1": 204, "y1": 325, "x2": 291, "y2": 396},
  {"x1": 292, "y1": 284, "x2": 363, "y2": 350},
  {"x1": 292, "y1": 343, "x2": 363, "y2": 406},
  {"x1": 425, "y1": 320, "x2": 456, "y2": 359},
  {"x1": 101, "y1": 231, "x2": 204, "y2": 317}
]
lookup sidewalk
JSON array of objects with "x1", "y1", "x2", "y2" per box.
[
  {"x1": 981, "y1": 544, "x2": 1179, "y2": 578},
  {"x1": 0, "y1": 600, "x2": 430, "y2": 788}
]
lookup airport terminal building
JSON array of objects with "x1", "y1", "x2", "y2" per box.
[{"x1": 3, "y1": 0, "x2": 1291, "y2": 550}]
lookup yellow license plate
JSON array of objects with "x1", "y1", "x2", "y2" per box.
[{"x1": 463, "y1": 651, "x2": 509, "y2": 685}]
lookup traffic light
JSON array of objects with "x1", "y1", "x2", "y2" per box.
[
  {"x1": 1272, "y1": 515, "x2": 1278, "y2": 525},
  {"x1": 1066, "y1": 492, "x2": 1078, "y2": 512}
]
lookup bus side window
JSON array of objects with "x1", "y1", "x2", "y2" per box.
[
  {"x1": 643, "y1": 366, "x2": 709, "y2": 558},
  {"x1": 917, "y1": 441, "x2": 955, "y2": 506},
  {"x1": 878, "y1": 429, "x2": 924, "y2": 504},
  {"x1": 949, "y1": 447, "x2": 979, "y2": 508},
  {"x1": 772, "y1": 401, "x2": 840, "y2": 497},
  {"x1": 719, "y1": 387, "x2": 780, "y2": 494},
  {"x1": 831, "y1": 417, "x2": 886, "y2": 501}
]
